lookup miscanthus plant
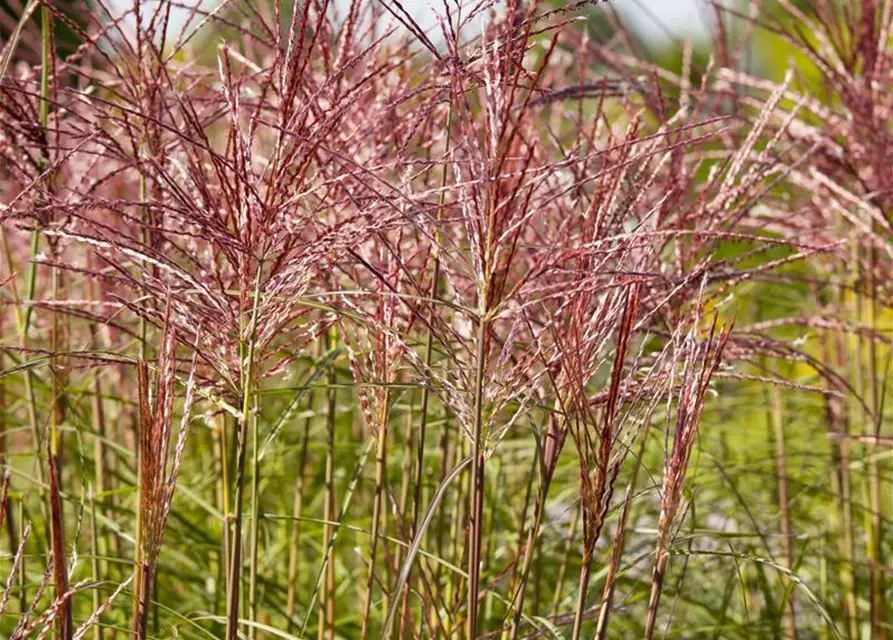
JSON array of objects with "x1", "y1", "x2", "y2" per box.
[{"x1": 0, "y1": 0, "x2": 889, "y2": 638}]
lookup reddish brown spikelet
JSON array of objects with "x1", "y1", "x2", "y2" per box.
[
  {"x1": 644, "y1": 318, "x2": 733, "y2": 640},
  {"x1": 133, "y1": 302, "x2": 198, "y2": 638}
]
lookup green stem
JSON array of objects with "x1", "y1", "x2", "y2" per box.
[
  {"x1": 506, "y1": 458, "x2": 548, "y2": 640},
  {"x1": 360, "y1": 398, "x2": 389, "y2": 640},
  {"x1": 550, "y1": 504, "x2": 579, "y2": 614},
  {"x1": 248, "y1": 407, "x2": 260, "y2": 640},
  {"x1": 89, "y1": 486, "x2": 102, "y2": 640},
  {"x1": 466, "y1": 314, "x2": 488, "y2": 639},
  {"x1": 225, "y1": 269, "x2": 263, "y2": 640},
  {"x1": 318, "y1": 328, "x2": 337, "y2": 640},
  {"x1": 770, "y1": 385, "x2": 797, "y2": 639},
  {"x1": 286, "y1": 391, "x2": 314, "y2": 632},
  {"x1": 866, "y1": 242, "x2": 886, "y2": 640},
  {"x1": 13, "y1": 0, "x2": 53, "y2": 539},
  {"x1": 215, "y1": 412, "x2": 230, "y2": 618}
]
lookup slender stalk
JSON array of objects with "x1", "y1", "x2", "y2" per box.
[
  {"x1": 37, "y1": 0, "x2": 51, "y2": 184},
  {"x1": 823, "y1": 280, "x2": 858, "y2": 640},
  {"x1": 770, "y1": 386, "x2": 797, "y2": 639},
  {"x1": 550, "y1": 505, "x2": 580, "y2": 614},
  {"x1": 131, "y1": 174, "x2": 150, "y2": 634},
  {"x1": 134, "y1": 558, "x2": 152, "y2": 640},
  {"x1": 466, "y1": 315, "x2": 488, "y2": 640},
  {"x1": 50, "y1": 252, "x2": 71, "y2": 640},
  {"x1": 286, "y1": 396, "x2": 314, "y2": 632},
  {"x1": 532, "y1": 522, "x2": 542, "y2": 617},
  {"x1": 504, "y1": 454, "x2": 538, "y2": 640},
  {"x1": 360, "y1": 394, "x2": 390, "y2": 640},
  {"x1": 248, "y1": 405, "x2": 260, "y2": 640},
  {"x1": 225, "y1": 271, "x2": 263, "y2": 640},
  {"x1": 40, "y1": 6, "x2": 72, "y2": 636},
  {"x1": 49, "y1": 251, "x2": 67, "y2": 465},
  {"x1": 131, "y1": 464, "x2": 142, "y2": 636},
  {"x1": 215, "y1": 412, "x2": 231, "y2": 618},
  {"x1": 397, "y1": 403, "x2": 414, "y2": 565},
  {"x1": 445, "y1": 434, "x2": 467, "y2": 631},
  {"x1": 88, "y1": 277, "x2": 112, "y2": 585},
  {"x1": 21, "y1": 238, "x2": 44, "y2": 510},
  {"x1": 867, "y1": 452, "x2": 885, "y2": 635},
  {"x1": 0, "y1": 322, "x2": 18, "y2": 556},
  {"x1": 594, "y1": 427, "x2": 650, "y2": 640},
  {"x1": 7, "y1": 0, "x2": 53, "y2": 541},
  {"x1": 482, "y1": 460, "x2": 501, "y2": 623},
  {"x1": 90, "y1": 486, "x2": 102, "y2": 640},
  {"x1": 17, "y1": 500, "x2": 25, "y2": 613},
  {"x1": 643, "y1": 550, "x2": 669, "y2": 640},
  {"x1": 318, "y1": 328, "x2": 337, "y2": 640},
  {"x1": 866, "y1": 241, "x2": 886, "y2": 640},
  {"x1": 435, "y1": 417, "x2": 457, "y2": 589},
  {"x1": 360, "y1": 401, "x2": 388, "y2": 640},
  {"x1": 570, "y1": 554, "x2": 591, "y2": 640},
  {"x1": 400, "y1": 101, "x2": 452, "y2": 638},
  {"x1": 820, "y1": 530, "x2": 829, "y2": 640},
  {"x1": 48, "y1": 445, "x2": 73, "y2": 640}
]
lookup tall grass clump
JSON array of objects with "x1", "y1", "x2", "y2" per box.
[{"x1": 0, "y1": 0, "x2": 890, "y2": 638}]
